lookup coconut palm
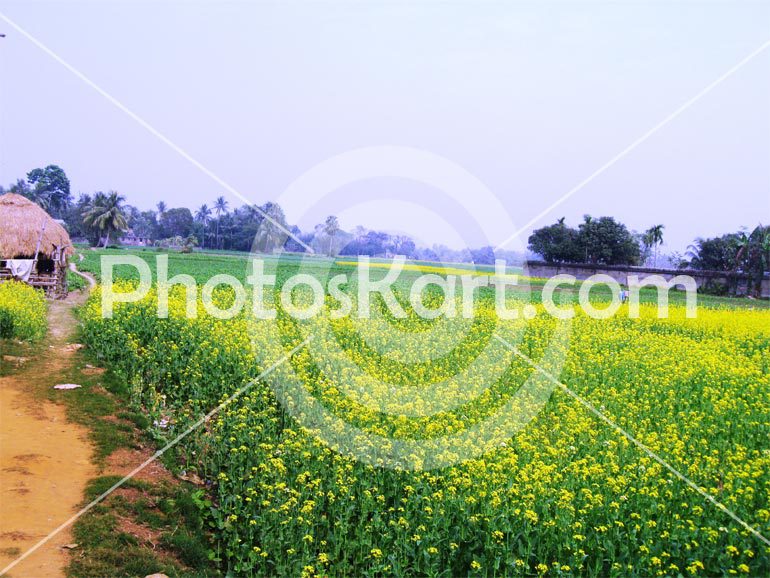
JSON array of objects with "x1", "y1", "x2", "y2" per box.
[
  {"x1": 581, "y1": 215, "x2": 593, "y2": 262},
  {"x1": 83, "y1": 191, "x2": 128, "y2": 248},
  {"x1": 195, "y1": 204, "x2": 212, "y2": 248},
  {"x1": 214, "y1": 196, "x2": 229, "y2": 249},
  {"x1": 643, "y1": 224, "x2": 665, "y2": 267},
  {"x1": 254, "y1": 202, "x2": 288, "y2": 253}
]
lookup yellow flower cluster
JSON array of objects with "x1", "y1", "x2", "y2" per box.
[{"x1": 0, "y1": 280, "x2": 47, "y2": 341}]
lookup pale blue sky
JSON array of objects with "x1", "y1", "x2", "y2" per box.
[{"x1": 0, "y1": 1, "x2": 768, "y2": 252}]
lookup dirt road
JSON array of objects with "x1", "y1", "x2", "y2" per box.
[{"x1": 0, "y1": 276, "x2": 96, "y2": 577}]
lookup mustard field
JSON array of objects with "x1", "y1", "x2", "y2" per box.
[{"x1": 81, "y1": 255, "x2": 770, "y2": 577}]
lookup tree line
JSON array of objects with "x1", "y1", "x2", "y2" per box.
[
  {"x1": 3, "y1": 165, "x2": 767, "y2": 294},
  {"x1": 528, "y1": 215, "x2": 770, "y2": 296},
  {"x1": 0, "y1": 165, "x2": 520, "y2": 264}
]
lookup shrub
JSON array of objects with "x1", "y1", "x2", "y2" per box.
[{"x1": 0, "y1": 281, "x2": 47, "y2": 341}]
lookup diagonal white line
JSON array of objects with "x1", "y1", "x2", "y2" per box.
[
  {"x1": 0, "y1": 11, "x2": 315, "y2": 254},
  {"x1": 495, "y1": 38, "x2": 770, "y2": 252},
  {"x1": 0, "y1": 336, "x2": 313, "y2": 577},
  {"x1": 493, "y1": 333, "x2": 770, "y2": 548}
]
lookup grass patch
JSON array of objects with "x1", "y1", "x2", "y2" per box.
[
  {"x1": 62, "y1": 350, "x2": 216, "y2": 577},
  {"x1": 67, "y1": 268, "x2": 87, "y2": 292},
  {"x1": 48, "y1": 354, "x2": 135, "y2": 464},
  {"x1": 0, "y1": 340, "x2": 36, "y2": 376},
  {"x1": 117, "y1": 410, "x2": 151, "y2": 429},
  {"x1": 68, "y1": 477, "x2": 213, "y2": 578}
]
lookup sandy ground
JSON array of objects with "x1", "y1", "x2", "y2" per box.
[{"x1": 0, "y1": 275, "x2": 96, "y2": 577}]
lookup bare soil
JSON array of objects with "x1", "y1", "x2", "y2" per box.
[{"x1": 0, "y1": 288, "x2": 95, "y2": 577}]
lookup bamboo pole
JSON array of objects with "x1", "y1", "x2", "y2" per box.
[{"x1": 32, "y1": 218, "x2": 47, "y2": 267}]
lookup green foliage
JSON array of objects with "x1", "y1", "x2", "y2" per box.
[
  {"x1": 67, "y1": 268, "x2": 87, "y2": 291},
  {"x1": 159, "y1": 207, "x2": 194, "y2": 239},
  {"x1": 527, "y1": 219, "x2": 583, "y2": 263},
  {"x1": 688, "y1": 225, "x2": 770, "y2": 297},
  {"x1": 528, "y1": 216, "x2": 642, "y2": 265},
  {"x1": 82, "y1": 191, "x2": 129, "y2": 248},
  {"x1": 687, "y1": 234, "x2": 741, "y2": 271},
  {"x1": 26, "y1": 164, "x2": 71, "y2": 218},
  {"x1": 0, "y1": 308, "x2": 14, "y2": 338}
]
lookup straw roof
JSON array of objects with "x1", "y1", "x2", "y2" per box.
[{"x1": 0, "y1": 193, "x2": 74, "y2": 259}]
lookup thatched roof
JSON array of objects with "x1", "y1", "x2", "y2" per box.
[{"x1": 0, "y1": 193, "x2": 74, "y2": 259}]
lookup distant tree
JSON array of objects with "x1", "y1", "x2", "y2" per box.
[
  {"x1": 27, "y1": 165, "x2": 71, "y2": 218},
  {"x1": 130, "y1": 210, "x2": 159, "y2": 241},
  {"x1": 471, "y1": 246, "x2": 496, "y2": 265},
  {"x1": 643, "y1": 224, "x2": 665, "y2": 267},
  {"x1": 224, "y1": 206, "x2": 260, "y2": 252},
  {"x1": 340, "y1": 230, "x2": 391, "y2": 257},
  {"x1": 82, "y1": 191, "x2": 128, "y2": 247},
  {"x1": 528, "y1": 219, "x2": 582, "y2": 263},
  {"x1": 736, "y1": 225, "x2": 770, "y2": 296},
  {"x1": 391, "y1": 235, "x2": 417, "y2": 258},
  {"x1": 159, "y1": 207, "x2": 194, "y2": 239},
  {"x1": 62, "y1": 193, "x2": 98, "y2": 243},
  {"x1": 686, "y1": 235, "x2": 740, "y2": 271},
  {"x1": 254, "y1": 202, "x2": 288, "y2": 254},
  {"x1": 195, "y1": 204, "x2": 212, "y2": 248},
  {"x1": 214, "y1": 196, "x2": 229, "y2": 249},
  {"x1": 353, "y1": 225, "x2": 368, "y2": 242},
  {"x1": 284, "y1": 225, "x2": 311, "y2": 253},
  {"x1": 577, "y1": 216, "x2": 641, "y2": 265},
  {"x1": 156, "y1": 201, "x2": 167, "y2": 216},
  {"x1": 685, "y1": 227, "x2": 770, "y2": 296},
  {"x1": 529, "y1": 216, "x2": 640, "y2": 265},
  {"x1": 323, "y1": 216, "x2": 340, "y2": 256},
  {"x1": 8, "y1": 178, "x2": 32, "y2": 197},
  {"x1": 416, "y1": 247, "x2": 440, "y2": 262}
]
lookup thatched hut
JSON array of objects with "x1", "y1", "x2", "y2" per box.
[{"x1": 0, "y1": 193, "x2": 73, "y2": 298}]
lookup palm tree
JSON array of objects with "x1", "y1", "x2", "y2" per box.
[
  {"x1": 254, "y1": 203, "x2": 288, "y2": 253},
  {"x1": 323, "y1": 215, "x2": 340, "y2": 256},
  {"x1": 83, "y1": 191, "x2": 128, "y2": 248},
  {"x1": 744, "y1": 225, "x2": 770, "y2": 296},
  {"x1": 195, "y1": 204, "x2": 212, "y2": 248},
  {"x1": 214, "y1": 196, "x2": 229, "y2": 250},
  {"x1": 581, "y1": 215, "x2": 594, "y2": 262},
  {"x1": 732, "y1": 231, "x2": 750, "y2": 268},
  {"x1": 644, "y1": 224, "x2": 665, "y2": 267},
  {"x1": 761, "y1": 228, "x2": 770, "y2": 272},
  {"x1": 156, "y1": 201, "x2": 167, "y2": 216}
]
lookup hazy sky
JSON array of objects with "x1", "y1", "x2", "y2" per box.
[{"x1": 0, "y1": 1, "x2": 768, "y2": 253}]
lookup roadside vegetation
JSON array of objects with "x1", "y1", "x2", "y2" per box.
[{"x1": 55, "y1": 349, "x2": 214, "y2": 577}]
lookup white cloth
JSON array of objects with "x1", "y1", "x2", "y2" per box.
[{"x1": 7, "y1": 259, "x2": 35, "y2": 282}]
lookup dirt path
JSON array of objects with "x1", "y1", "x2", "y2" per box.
[{"x1": 0, "y1": 273, "x2": 96, "y2": 577}]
